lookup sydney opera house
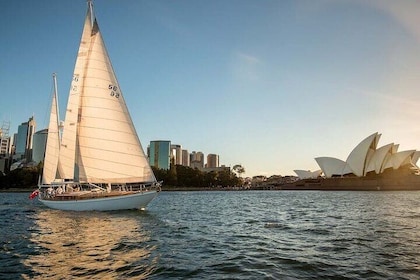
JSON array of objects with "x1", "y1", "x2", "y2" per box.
[{"x1": 291, "y1": 132, "x2": 420, "y2": 190}]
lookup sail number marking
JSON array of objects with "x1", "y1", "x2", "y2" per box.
[
  {"x1": 109, "y1": 84, "x2": 120, "y2": 98},
  {"x1": 71, "y1": 75, "x2": 80, "y2": 92}
]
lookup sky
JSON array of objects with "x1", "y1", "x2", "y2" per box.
[{"x1": 1, "y1": 0, "x2": 420, "y2": 177}]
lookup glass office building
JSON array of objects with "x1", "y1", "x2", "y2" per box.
[{"x1": 149, "y1": 140, "x2": 171, "y2": 170}]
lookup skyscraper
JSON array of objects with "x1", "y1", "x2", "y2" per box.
[
  {"x1": 32, "y1": 129, "x2": 48, "y2": 164},
  {"x1": 190, "y1": 151, "x2": 204, "y2": 169},
  {"x1": 149, "y1": 140, "x2": 171, "y2": 170},
  {"x1": 0, "y1": 121, "x2": 12, "y2": 174},
  {"x1": 0, "y1": 121, "x2": 12, "y2": 156},
  {"x1": 171, "y1": 144, "x2": 182, "y2": 165},
  {"x1": 15, "y1": 116, "x2": 36, "y2": 161},
  {"x1": 207, "y1": 154, "x2": 219, "y2": 168},
  {"x1": 181, "y1": 149, "x2": 190, "y2": 166}
]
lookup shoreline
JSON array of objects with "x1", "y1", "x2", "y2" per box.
[
  {"x1": 0, "y1": 188, "x2": 36, "y2": 193},
  {"x1": 2, "y1": 184, "x2": 420, "y2": 193}
]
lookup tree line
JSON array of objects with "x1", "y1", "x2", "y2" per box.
[
  {"x1": 0, "y1": 166, "x2": 39, "y2": 189},
  {"x1": 0, "y1": 164, "x2": 245, "y2": 190},
  {"x1": 152, "y1": 165, "x2": 243, "y2": 189}
]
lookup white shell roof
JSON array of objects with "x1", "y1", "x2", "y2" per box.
[
  {"x1": 294, "y1": 169, "x2": 322, "y2": 179},
  {"x1": 307, "y1": 132, "x2": 419, "y2": 178},
  {"x1": 315, "y1": 157, "x2": 352, "y2": 178}
]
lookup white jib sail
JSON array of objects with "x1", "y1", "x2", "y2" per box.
[
  {"x1": 58, "y1": 3, "x2": 94, "y2": 181},
  {"x1": 42, "y1": 74, "x2": 61, "y2": 184}
]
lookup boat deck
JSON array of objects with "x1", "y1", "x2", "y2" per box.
[{"x1": 43, "y1": 190, "x2": 141, "y2": 201}]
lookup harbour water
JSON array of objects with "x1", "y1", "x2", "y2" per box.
[{"x1": 1, "y1": 191, "x2": 419, "y2": 279}]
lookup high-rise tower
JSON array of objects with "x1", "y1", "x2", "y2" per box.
[
  {"x1": 149, "y1": 140, "x2": 171, "y2": 170},
  {"x1": 190, "y1": 151, "x2": 204, "y2": 169},
  {"x1": 207, "y1": 154, "x2": 219, "y2": 168},
  {"x1": 0, "y1": 121, "x2": 11, "y2": 156},
  {"x1": 15, "y1": 116, "x2": 36, "y2": 161}
]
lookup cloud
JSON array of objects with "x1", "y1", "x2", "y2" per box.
[
  {"x1": 145, "y1": 1, "x2": 190, "y2": 36},
  {"x1": 237, "y1": 52, "x2": 261, "y2": 65},
  {"x1": 231, "y1": 51, "x2": 262, "y2": 82},
  {"x1": 155, "y1": 14, "x2": 189, "y2": 36},
  {"x1": 354, "y1": 88, "x2": 420, "y2": 138},
  {"x1": 295, "y1": 0, "x2": 420, "y2": 45},
  {"x1": 365, "y1": 0, "x2": 420, "y2": 44}
]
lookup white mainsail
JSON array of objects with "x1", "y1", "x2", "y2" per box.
[
  {"x1": 41, "y1": 74, "x2": 61, "y2": 184},
  {"x1": 58, "y1": 1, "x2": 154, "y2": 184}
]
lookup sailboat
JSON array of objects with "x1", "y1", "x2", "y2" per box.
[{"x1": 37, "y1": 1, "x2": 160, "y2": 211}]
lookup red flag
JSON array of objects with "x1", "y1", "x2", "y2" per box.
[{"x1": 29, "y1": 190, "x2": 39, "y2": 200}]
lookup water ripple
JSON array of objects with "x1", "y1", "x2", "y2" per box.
[{"x1": 1, "y1": 191, "x2": 420, "y2": 279}]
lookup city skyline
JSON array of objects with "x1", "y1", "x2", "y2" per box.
[
  {"x1": 2, "y1": 0, "x2": 420, "y2": 177},
  {"x1": 1, "y1": 118, "x2": 229, "y2": 175},
  {"x1": 148, "y1": 140, "x2": 222, "y2": 171}
]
